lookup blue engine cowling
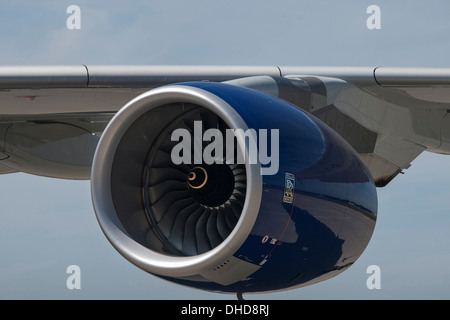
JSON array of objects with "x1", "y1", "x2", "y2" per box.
[{"x1": 91, "y1": 80, "x2": 377, "y2": 295}]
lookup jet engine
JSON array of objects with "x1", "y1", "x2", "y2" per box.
[{"x1": 91, "y1": 80, "x2": 377, "y2": 294}]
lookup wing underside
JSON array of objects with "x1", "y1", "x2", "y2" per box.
[{"x1": 0, "y1": 65, "x2": 448, "y2": 184}]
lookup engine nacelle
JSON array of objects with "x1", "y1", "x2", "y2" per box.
[{"x1": 91, "y1": 81, "x2": 377, "y2": 294}]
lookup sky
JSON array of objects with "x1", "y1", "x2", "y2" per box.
[{"x1": 1, "y1": 0, "x2": 450, "y2": 300}]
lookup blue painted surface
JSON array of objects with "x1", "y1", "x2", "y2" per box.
[{"x1": 161, "y1": 82, "x2": 377, "y2": 293}]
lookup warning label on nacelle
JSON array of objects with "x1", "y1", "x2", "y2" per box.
[{"x1": 283, "y1": 172, "x2": 295, "y2": 204}]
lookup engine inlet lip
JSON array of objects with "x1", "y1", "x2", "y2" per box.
[{"x1": 91, "y1": 84, "x2": 262, "y2": 277}]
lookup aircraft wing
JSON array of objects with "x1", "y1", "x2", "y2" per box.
[
  {"x1": 0, "y1": 65, "x2": 449, "y2": 185},
  {"x1": 2, "y1": 65, "x2": 450, "y2": 294}
]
